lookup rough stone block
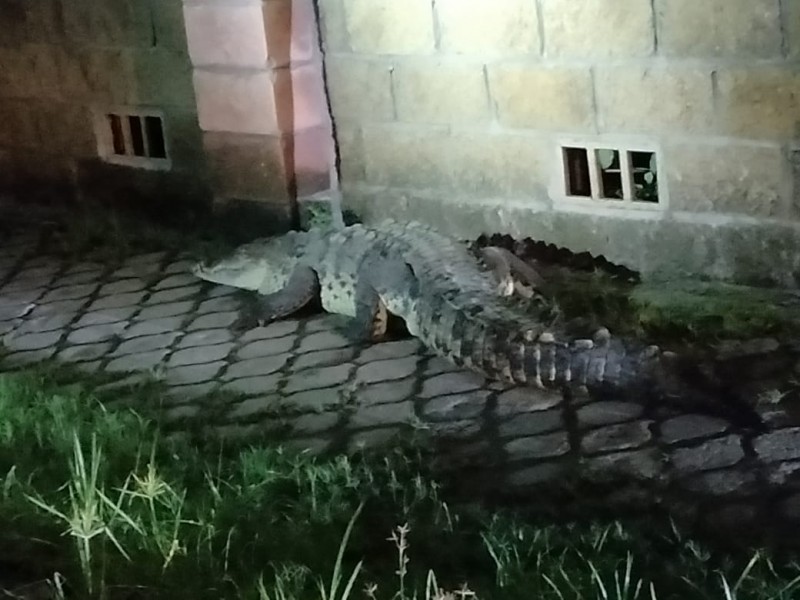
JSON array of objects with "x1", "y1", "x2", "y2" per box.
[
  {"x1": 657, "y1": 0, "x2": 782, "y2": 58},
  {"x1": 436, "y1": 0, "x2": 539, "y2": 55},
  {"x1": 362, "y1": 125, "x2": 551, "y2": 196},
  {"x1": 194, "y1": 69, "x2": 278, "y2": 135},
  {"x1": 541, "y1": 0, "x2": 654, "y2": 58},
  {"x1": 671, "y1": 435, "x2": 744, "y2": 473},
  {"x1": 717, "y1": 67, "x2": 800, "y2": 139},
  {"x1": 666, "y1": 142, "x2": 792, "y2": 217},
  {"x1": 488, "y1": 65, "x2": 595, "y2": 131},
  {"x1": 324, "y1": 57, "x2": 394, "y2": 122},
  {"x1": 393, "y1": 60, "x2": 490, "y2": 124},
  {"x1": 595, "y1": 65, "x2": 714, "y2": 134},
  {"x1": 343, "y1": 0, "x2": 435, "y2": 55}
]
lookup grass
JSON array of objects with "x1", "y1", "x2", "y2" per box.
[{"x1": 0, "y1": 364, "x2": 798, "y2": 599}]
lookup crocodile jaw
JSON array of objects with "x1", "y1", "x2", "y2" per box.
[{"x1": 192, "y1": 259, "x2": 270, "y2": 291}]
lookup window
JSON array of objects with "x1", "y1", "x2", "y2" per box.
[
  {"x1": 95, "y1": 108, "x2": 170, "y2": 169},
  {"x1": 561, "y1": 144, "x2": 660, "y2": 206}
]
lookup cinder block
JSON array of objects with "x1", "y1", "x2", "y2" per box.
[
  {"x1": 541, "y1": 0, "x2": 654, "y2": 58},
  {"x1": 789, "y1": 1, "x2": 800, "y2": 59},
  {"x1": 203, "y1": 130, "x2": 292, "y2": 202},
  {"x1": 335, "y1": 125, "x2": 366, "y2": 184},
  {"x1": 317, "y1": 0, "x2": 350, "y2": 52},
  {"x1": 393, "y1": 60, "x2": 490, "y2": 124},
  {"x1": 488, "y1": 65, "x2": 595, "y2": 131},
  {"x1": 325, "y1": 57, "x2": 394, "y2": 121},
  {"x1": 63, "y1": 0, "x2": 151, "y2": 47},
  {"x1": 35, "y1": 102, "x2": 96, "y2": 158},
  {"x1": 717, "y1": 67, "x2": 800, "y2": 139},
  {"x1": 131, "y1": 49, "x2": 196, "y2": 106},
  {"x1": 436, "y1": 0, "x2": 540, "y2": 55},
  {"x1": 666, "y1": 142, "x2": 791, "y2": 218},
  {"x1": 194, "y1": 62, "x2": 329, "y2": 135},
  {"x1": 657, "y1": 0, "x2": 782, "y2": 58},
  {"x1": 79, "y1": 48, "x2": 137, "y2": 104},
  {"x1": 595, "y1": 66, "x2": 714, "y2": 134},
  {"x1": 0, "y1": 99, "x2": 39, "y2": 148},
  {"x1": 361, "y1": 124, "x2": 552, "y2": 197},
  {"x1": 343, "y1": 0, "x2": 435, "y2": 55},
  {"x1": 184, "y1": 2, "x2": 269, "y2": 67},
  {"x1": 0, "y1": 44, "x2": 59, "y2": 99},
  {"x1": 152, "y1": 0, "x2": 189, "y2": 53}
]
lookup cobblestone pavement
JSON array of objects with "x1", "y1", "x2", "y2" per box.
[{"x1": 4, "y1": 229, "x2": 800, "y2": 544}]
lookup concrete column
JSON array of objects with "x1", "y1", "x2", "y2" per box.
[{"x1": 183, "y1": 0, "x2": 336, "y2": 226}]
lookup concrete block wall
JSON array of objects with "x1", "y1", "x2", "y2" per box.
[
  {"x1": 317, "y1": 0, "x2": 800, "y2": 285},
  {"x1": 0, "y1": 0, "x2": 211, "y2": 209}
]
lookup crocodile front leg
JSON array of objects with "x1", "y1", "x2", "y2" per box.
[{"x1": 234, "y1": 266, "x2": 320, "y2": 331}]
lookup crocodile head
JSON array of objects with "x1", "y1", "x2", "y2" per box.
[{"x1": 192, "y1": 235, "x2": 301, "y2": 293}]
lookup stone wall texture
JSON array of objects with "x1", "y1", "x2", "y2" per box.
[
  {"x1": 0, "y1": 0, "x2": 210, "y2": 209},
  {"x1": 317, "y1": 0, "x2": 800, "y2": 286}
]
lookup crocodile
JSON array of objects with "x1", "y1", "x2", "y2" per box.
[{"x1": 193, "y1": 219, "x2": 765, "y2": 429}]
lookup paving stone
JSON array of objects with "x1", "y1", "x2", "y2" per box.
[
  {"x1": 766, "y1": 460, "x2": 800, "y2": 486},
  {"x1": 207, "y1": 285, "x2": 238, "y2": 298},
  {"x1": 753, "y1": 428, "x2": 800, "y2": 463},
  {"x1": 350, "y1": 400, "x2": 416, "y2": 429},
  {"x1": 177, "y1": 328, "x2": 233, "y2": 348},
  {"x1": 127, "y1": 251, "x2": 168, "y2": 267},
  {"x1": 781, "y1": 493, "x2": 800, "y2": 521},
  {"x1": 14, "y1": 312, "x2": 74, "y2": 334},
  {"x1": 356, "y1": 339, "x2": 422, "y2": 363},
  {"x1": 348, "y1": 427, "x2": 403, "y2": 453},
  {"x1": 420, "y1": 371, "x2": 484, "y2": 399},
  {"x1": 297, "y1": 330, "x2": 351, "y2": 352},
  {"x1": 4, "y1": 329, "x2": 62, "y2": 351},
  {"x1": 57, "y1": 342, "x2": 113, "y2": 363},
  {"x1": 428, "y1": 420, "x2": 482, "y2": 440},
  {"x1": 41, "y1": 283, "x2": 98, "y2": 303},
  {"x1": 291, "y1": 347, "x2": 356, "y2": 371},
  {"x1": 155, "y1": 273, "x2": 197, "y2": 290},
  {"x1": 137, "y1": 301, "x2": 194, "y2": 320},
  {"x1": 89, "y1": 291, "x2": 147, "y2": 310},
  {"x1": 659, "y1": 414, "x2": 731, "y2": 445},
  {"x1": 355, "y1": 378, "x2": 416, "y2": 406},
  {"x1": 283, "y1": 364, "x2": 353, "y2": 394},
  {"x1": 166, "y1": 381, "x2": 219, "y2": 401},
  {"x1": 0, "y1": 321, "x2": 16, "y2": 336},
  {"x1": 112, "y1": 332, "x2": 179, "y2": 356},
  {"x1": 221, "y1": 374, "x2": 282, "y2": 396},
  {"x1": 146, "y1": 285, "x2": 201, "y2": 305},
  {"x1": 575, "y1": 401, "x2": 645, "y2": 428},
  {"x1": 53, "y1": 269, "x2": 105, "y2": 286},
  {"x1": 223, "y1": 353, "x2": 289, "y2": 380},
  {"x1": 169, "y1": 342, "x2": 234, "y2": 367},
  {"x1": 164, "y1": 259, "x2": 195, "y2": 274},
  {"x1": 494, "y1": 387, "x2": 562, "y2": 416},
  {"x1": 197, "y1": 296, "x2": 240, "y2": 314},
  {"x1": 227, "y1": 395, "x2": 282, "y2": 419},
  {"x1": 0, "y1": 347, "x2": 57, "y2": 366},
  {"x1": 355, "y1": 356, "x2": 419, "y2": 385},
  {"x1": 671, "y1": 435, "x2": 745, "y2": 474},
  {"x1": 283, "y1": 388, "x2": 346, "y2": 411},
  {"x1": 0, "y1": 290, "x2": 46, "y2": 310},
  {"x1": 165, "y1": 361, "x2": 226, "y2": 385},
  {"x1": 582, "y1": 421, "x2": 653, "y2": 455},
  {"x1": 162, "y1": 404, "x2": 202, "y2": 423},
  {"x1": 74, "y1": 359, "x2": 104, "y2": 373},
  {"x1": 35, "y1": 298, "x2": 88, "y2": 315},
  {"x1": 498, "y1": 409, "x2": 564, "y2": 438},
  {"x1": 63, "y1": 261, "x2": 105, "y2": 275},
  {"x1": 123, "y1": 317, "x2": 185, "y2": 339},
  {"x1": 304, "y1": 315, "x2": 340, "y2": 332},
  {"x1": 507, "y1": 462, "x2": 569, "y2": 488},
  {"x1": 291, "y1": 411, "x2": 340, "y2": 435},
  {"x1": 241, "y1": 320, "x2": 300, "y2": 341},
  {"x1": 105, "y1": 350, "x2": 169, "y2": 373},
  {"x1": 12, "y1": 265, "x2": 59, "y2": 283},
  {"x1": 682, "y1": 468, "x2": 759, "y2": 497},
  {"x1": 93, "y1": 373, "x2": 153, "y2": 394},
  {"x1": 422, "y1": 390, "x2": 490, "y2": 422},
  {"x1": 505, "y1": 432, "x2": 571, "y2": 461},
  {"x1": 75, "y1": 307, "x2": 138, "y2": 328},
  {"x1": 1, "y1": 278, "x2": 50, "y2": 294},
  {"x1": 188, "y1": 311, "x2": 238, "y2": 331},
  {"x1": 584, "y1": 448, "x2": 665, "y2": 483},
  {"x1": 98, "y1": 278, "x2": 148, "y2": 296},
  {"x1": 282, "y1": 436, "x2": 331, "y2": 455},
  {"x1": 238, "y1": 335, "x2": 296, "y2": 359}
]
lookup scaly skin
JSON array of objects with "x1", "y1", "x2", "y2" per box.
[{"x1": 193, "y1": 220, "x2": 765, "y2": 428}]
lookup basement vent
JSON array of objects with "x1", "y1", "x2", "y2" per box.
[
  {"x1": 562, "y1": 145, "x2": 659, "y2": 205},
  {"x1": 95, "y1": 108, "x2": 170, "y2": 170}
]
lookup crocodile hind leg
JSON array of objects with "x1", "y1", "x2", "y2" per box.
[{"x1": 233, "y1": 266, "x2": 319, "y2": 331}]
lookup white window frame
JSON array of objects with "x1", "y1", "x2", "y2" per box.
[{"x1": 93, "y1": 106, "x2": 172, "y2": 171}]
